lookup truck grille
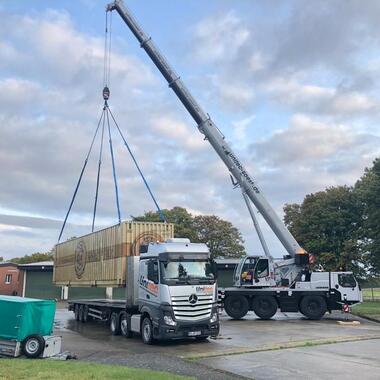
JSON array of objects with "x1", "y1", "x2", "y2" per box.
[{"x1": 171, "y1": 295, "x2": 213, "y2": 321}]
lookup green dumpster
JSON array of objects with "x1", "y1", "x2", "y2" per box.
[{"x1": 0, "y1": 296, "x2": 56, "y2": 357}]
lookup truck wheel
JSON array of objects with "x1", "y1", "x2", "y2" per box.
[
  {"x1": 82, "y1": 305, "x2": 90, "y2": 323},
  {"x1": 120, "y1": 312, "x2": 133, "y2": 338},
  {"x1": 141, "y1": 317, "x2": 154, "y2": 345},
  {"x1": 224, "y1": 295, "x2": 249, "y2": 319},
  {"x1": 74, "y1": 304, "x2": 80, "y2": 321},
  {"x1": 300, "y1": 295, "x2": 327, "y2": 320},
  {"x1": 252, "y1": 296, "x2": 277, "y2": 320},
  {"x1": 22, "y1": 335, "x2": 45, "y2": 358},
  {"x1": 110, "y1": 312, "x2": 121, "y2": 335},
  {"x1": 79, "y1": 305, "x2": 85, "y2": 322}
]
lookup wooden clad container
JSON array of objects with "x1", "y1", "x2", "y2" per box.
[{"x1": 53, "y1": 221, "x2": 174, "y2": 287}]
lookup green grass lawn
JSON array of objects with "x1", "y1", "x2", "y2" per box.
[
  {"x1": 351, "y1": 301, "x2": 380, "y2": 322},
  {"x1": 0, "y1": 359, "x2": 194, "y2": 380},
  {"x1": 362, "y1": 288, "x2": 380, "y2": 301}
]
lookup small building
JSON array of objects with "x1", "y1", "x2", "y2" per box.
[
  {"x1": 215, "y1": 258, "x2": 240, "y2": 288},
  {"x1": 0, "y1": 262, "x2": 23, "y2": 296}
]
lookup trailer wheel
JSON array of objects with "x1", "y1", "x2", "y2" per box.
[
  {"x1": 74, "y1": 304, "x2": 80, "y2": 321},
  {"x1": 79, "y1": 305, "x2": 85, "y2": 322},
  {"x1": 141, "y1": 317, "x2": 154, "y2": 345},
  {"x1": 120, "y1": 312, "x2": 133, "y2": 338},
  {"x1": 252, "y1": 295, "x2": 277, "y2": 320},
  {"x1": 224, "y1": 295, "x2": 249, "y2": 319},
  {"x1": 110, "y1": 312, "x2": 121, "y2": 335},
  {"x1": 22, "y1": 335, "x2": 45, "y2": 358},
  {"x1": 300, "y1": 295, "x2": 327, "y2": 320},
  {"x1": 82, "y1": 305, "x2": 90, "y2": 323}
]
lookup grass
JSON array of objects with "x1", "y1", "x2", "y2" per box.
[
  {"x1": 362, "y1": 288, "x2": 380, "y2": 301},
  {"x1": 351, "y1": 301, "x2": 380, "y2": 322},
  {"x1": 0, "y1": 359, "x2": 194, "y2": 380}
]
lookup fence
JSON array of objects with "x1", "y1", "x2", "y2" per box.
[{"x1": 362, "y1": 287, "x2": 380, "y2": 302}]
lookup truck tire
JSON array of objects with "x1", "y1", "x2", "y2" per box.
[
  {"x1": 110, "y1": 312, "x2": 121, "y2": 335},
  {"x1": 252, "y1": 295, "x2": 277, "y2": 320},
  {"x1": 22, "y1": 335, "x2": 45, "y2": 358},
  {"x1": 79, "y1": 305, "x2": 85, "y2": 322},
  {"x1": 224, "y1": 295, "x2": 249, "y2": 319},
  {"x1": 82, "y1": 305, "x2": 90, "y2": 323},
  {"x1": 300, "y1": 295, "x2": 327, "y2": 320},
  {"x1": 141, "y1": 317, "x2": 154, "y2": 345},
  {"x1": 120, "y1": 312, "x2": 133, "y2": 338},
  {"x1": 74, "y1": 304, "x2": 80, "y2": 321}
]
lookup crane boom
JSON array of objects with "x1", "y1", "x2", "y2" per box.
[{"x1": 107, "y1": 0, "x2": 304, "y2": 257}]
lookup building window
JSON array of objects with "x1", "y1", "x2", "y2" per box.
[{"x1": 5, "y1": 274, "x2": 12, "y2": 284}]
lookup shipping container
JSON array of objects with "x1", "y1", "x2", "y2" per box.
[{"x1": 53, "y1": 221, "x2": 174, "y2": 287}]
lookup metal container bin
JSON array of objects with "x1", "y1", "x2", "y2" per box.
[{"x1": 53, "y1": 221, "x2": 174, "y2": 287}]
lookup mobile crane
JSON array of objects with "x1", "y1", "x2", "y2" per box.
[{"x1": 106, "y1": 0, "x2": 362, "y2": 321}]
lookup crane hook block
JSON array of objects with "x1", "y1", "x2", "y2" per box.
[{"x1": 103, "y1": 86, "x2": 110, "y2": 101}]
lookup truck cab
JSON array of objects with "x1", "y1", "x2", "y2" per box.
[{"x1": 127, "y1": 238, "x2": 219, "y2": 343}]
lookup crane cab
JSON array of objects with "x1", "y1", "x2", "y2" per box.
[{"x1": 233, "y1": 256, "x2": 276, "y2": 287}]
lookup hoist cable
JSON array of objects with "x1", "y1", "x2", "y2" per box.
[
  {"x1": 103, "y1": 11, "x2": 109, "y2": 87},
  {"x1": 107, "y1": 11, "x2": 112, "y2": 88},
  {"x1": 92, "y1": 109, "x2": 106, "y2": 232},
  {"x1": 58, "y1": 109, "x2": 105, "y2": 242},
  {"x1": 107, "y1": 106, "x2": 167, "y2": 223},
  {"x1": 105, "y1": 107, "x2": 121, "y2": 224}
]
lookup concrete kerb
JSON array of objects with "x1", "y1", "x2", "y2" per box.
[{"x1": 183, "y1": 334, "x2": 380, "y2": 360}]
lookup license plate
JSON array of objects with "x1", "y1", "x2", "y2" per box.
[{"x1": 188, "y1": 331, "x2": 202, "y2": 337}]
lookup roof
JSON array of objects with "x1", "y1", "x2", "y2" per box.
[
  {"x1": 214, "y1": 258, "x2": 240, "y2": 265},
  {"x1": 17, "y1": 261, "x2": 54, "y2": 271},
  {"x1": 0, "y1": 262, "x2": 19, "y2": 268},
  {"x1": 0, "y1": 295, "x2": 50, "y2": 303}
]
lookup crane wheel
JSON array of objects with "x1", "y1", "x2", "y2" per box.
[
  {"x1": 224, "y1": 295, "x2": 249, "y2": 319},
  {"x1": 300, "y1": 295, "x2": 327, "y2": 320},
  {"x1": 252, "y1": 295, "x2": 277, "y2": 320}
]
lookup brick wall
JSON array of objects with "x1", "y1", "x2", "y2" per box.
[{"x1": 0, "y1": 264, "x2": 23, "y2": 296}]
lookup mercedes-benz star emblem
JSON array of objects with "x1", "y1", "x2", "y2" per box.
[{"x1": 189, "y1": 294, "x2": 198, "y2": 305}]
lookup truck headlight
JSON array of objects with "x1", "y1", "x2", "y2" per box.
[
  {"x1": 210, "y1": 312, "x2": 218, "y2": 323},
  {"x1": 164, "y1": 314, "x2": 177, "y2": 326}
]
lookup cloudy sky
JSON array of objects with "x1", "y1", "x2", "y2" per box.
[{"x1": 1, "y1": 0, "x2": 379, "y2": 260}]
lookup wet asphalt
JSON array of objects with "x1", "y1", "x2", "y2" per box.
[{"x1": 55, "y1": 304, "x2": 380, "y2": 379}]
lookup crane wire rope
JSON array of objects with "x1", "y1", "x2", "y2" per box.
[
  {"x1": 92, "y1": 109, "x2": 106, "y2": 232},
  {"x1": 58, "y1": 9, "x2": 167, "y2": 242},
  {"x1": 58, "y1": 109, "x2": 105, "y2": 242}
]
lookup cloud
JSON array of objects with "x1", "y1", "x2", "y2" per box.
[{"x1": 192, "y1": 11, "x2": 250, "y2": 63}]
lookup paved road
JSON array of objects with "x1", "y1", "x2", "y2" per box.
[
  {"x1": 199, "y1": 339, "x2": 380, "y2": 380},
  {"x1": 55, "y1": 306, "x2": 380, "y2": 379}
]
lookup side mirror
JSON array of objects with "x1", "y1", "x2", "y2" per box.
[{"x1": 147, "y1": 260, "x2": 159, "y2": 284}]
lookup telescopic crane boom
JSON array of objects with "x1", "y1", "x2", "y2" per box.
[{"x1": 107, "y1": 0, "x2": 305, "y2": 258}]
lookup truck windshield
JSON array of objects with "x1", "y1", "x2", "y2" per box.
[{"x1": 160, "y1": 260, "x2": 214, "y2": 284}]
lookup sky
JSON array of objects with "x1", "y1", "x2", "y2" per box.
[{"x1": 0, "y1": 0, "x2": 379, "y2": 260}]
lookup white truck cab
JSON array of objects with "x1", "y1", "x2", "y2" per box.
[{"x1": 127, "y1": 238, "x2": 219, "y2": 343}]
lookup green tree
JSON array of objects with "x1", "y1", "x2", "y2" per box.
[
  {"x1": 134, "y1": 207, "x2": 245, "y2": 258},
  {"x1": 134, "y1": 207, "x2": 198, "y2": 242},
  {"x1": 284, "y1": 186, "x2": 364, "y2": 275},
  {"x1": 12, "y1": 251, "x2": 53, "y2": 264},
  {"x1": 192, "y1": 215, "x2": 245, "y2": 259},
  {"x1": 355, "y1": 158, "x2": 380, "y2": 276},
  {"x1": 0, "y1": 256, "x2": 3, "y2": 262}
]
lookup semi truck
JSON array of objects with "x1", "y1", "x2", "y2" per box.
[
  {"x1": 67, "y1": 238, "x2": 219, "y2": 344},
  {"x1": 106, "y1": 0, "x2": 362, "y2": 321},
  {"x1": 54, "y1": 223, "x2": 219, "y2": 344}
]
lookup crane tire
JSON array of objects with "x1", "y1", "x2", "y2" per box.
[
  {"x1": 224, "y1": 295, "x2": 249, "y2": 319},
  {"x1": 252, "y1": 295, "x2": 278, "y2": 320},
  {"x1": 300, "y1": 295, "x2": 327, "y2": 320}
]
